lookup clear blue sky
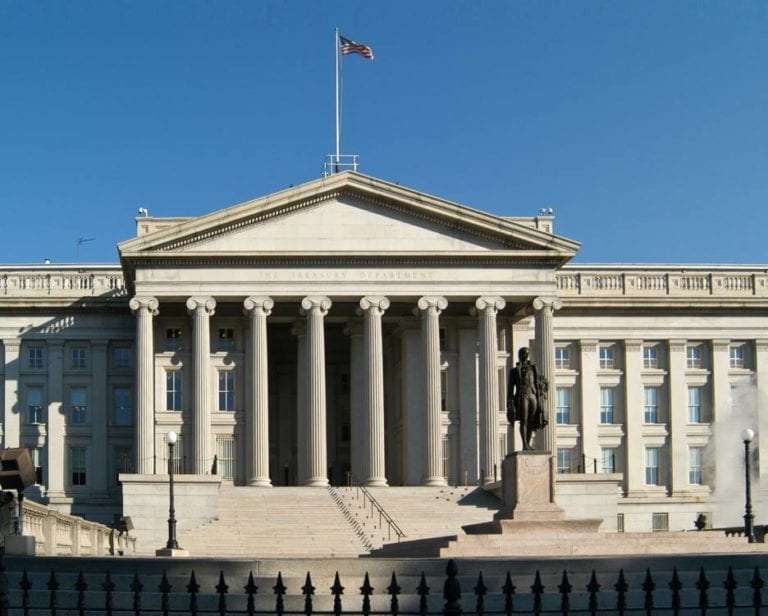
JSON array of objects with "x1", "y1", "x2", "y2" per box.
[{"x1": 1, "y1": 2, "x2": 766, "y2": 264}]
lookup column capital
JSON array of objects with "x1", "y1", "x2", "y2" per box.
[
  {"x1": 474, "y1": 296, "x2": 506, "y2": 313},
  {"x1": 668, "y1": 339, "x2": 687, "y2": 353},
  {"x1": 712, "y1": 339, "x2": 731, "y2": 351},
  {"x1": 1, "y1": 338, "x2": 21, "y2": 350},
  {"x1": 301, "y1": 296, "x2": 332, "y2": 315},
  {"x1": 186, "y1": 296, "x2": 216, "y2": 315},
  {"x1": 532, "y1": 296, "x2": 563, "y2": 312},
  {"x1": 417, "y1": 295, "x2": 448, "y2": 314},
  {"x1": 755, "y1": 339, "x2": 768, "y2": 353},
  {"x1": 624, "y1": 339, "x2": 643, "y2": 352},
  {"x1": 244, "y1": 296, "x2": 274, "y2": 316},
  {"x1": 129, "y1": 296, "x2": 159, "y2": 315},
  {"x1": 359, "y1": 295, "x2": 390, "y2": 314}
]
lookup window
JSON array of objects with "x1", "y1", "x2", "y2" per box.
[
  {"x1": 643, "y1": 344, "x2": 659, "y2": 369},
  {"x1": 27, "y1": 386, "x2": 44, "y2": 424},
  {"x1": 688, "y1": 387, "x2": 702, "y2": 423},
  {"x1": 216, "y1": 436, "x2": 235, "y2": 480},
  {"x1": 441, "y1": 435, "x2": 451, "y2": 481},
  {"x1": 165, "y1": 328, "x2": 183, "y2": 351},
  {"x1": 644, "y1": 387, "x2": 659, "y2": 423},
  {"x1": 652, "y1": 512, "x2": 669, "y2": 532},
  {"x1": 729, "y1": 344, "x2": 745, "y2": 369},
  {"x1": 70, "y1": 387, "x2": 87, "y2": 425},
  {"x1": 555, "y1": 387, "x2": 572, "y2": 424},
  {"x1": 216, "y1": 328, "x2": 235, "y2": 351},
  {"x1": 71, "y1": 346, "x2": 87, "y2": 370},
  {"x1": 439, "y1": 328, "x2": 446, "y2": 351},
  {"x1": 599, "y1": 345, "x2": 615, "y2": 369},
  {"x1": 113, "y1": 347, "x2": 131, "y2": 370},
  {"x1": 113, "y1": 446, "x2": 133, "y2": 484},
  {"x1": 601, "y1": 448, "x2": 616, "y2": 473},
  {"x1": 689, "y1": 447, "x2": 703, "y2": 485},
  {"x1": 645, "y1": 447, "x2": 660, "y2": 485},
  {"x1": 556, "y1": 448, "x2": 572, "y2": 474},
  {"x1": 440, "y1": 370, "x2": 448, "y2": 412},
  {"x1": 114, "y1": 387, "x2": 132, "y2": 426},
  {"x1": 599, "y1": 387, "x2": 615, "y2": 424},
  {"x1": 28, "y1": 346, "x2": 44, "y2": 369},
  {"x1": 218, "y1": 371, "x2": 235, "y2": 411},
  {"x1": 686, "y1": 344, "x2": 702, "y2": 369},
  {"x1": 617, "y1": 513, "x2": 625, "y2": 533},
  {"x1": 555, "y1": 346, "x2": 571, "y2": 370},
  {"x1": 166, "y1": 371, "x2": 183, "y2": 411},
  {"x1": 31, "y1": 447, "x2": 45, "y2": 484},
  {"x1": 70, "y1": 446, "x2": 87, "y2": 486}
]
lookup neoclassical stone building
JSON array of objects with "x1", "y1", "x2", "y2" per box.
[{"x1": 0, "y1": 171, "x2": 765, "y2": 531}]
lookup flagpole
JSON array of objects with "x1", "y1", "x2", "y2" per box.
[{"x1": 335, "y1": 27, "x2": 340, "y2": 168}]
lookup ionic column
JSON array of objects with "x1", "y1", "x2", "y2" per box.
[
  {"x1": 91, "y1": 340, "x2": 109, "y2": 495},
  {"x1": 244, "y1": 296, "x2": 273, "y2": 487},
  {"x1": 418, "y1": 296, "x2": 448, "y2": 486},
  {"x1": 360, "y1": 296, "x2": 390, "y2": 487},
  {"x1": 129, "y1": 296, "x2": 158, "y2": 474},
  {"x1": 2, "y1": 339, "x2": 21, "y2": 448},
  {"x1": 292, "y1": 320, "x2": 307, "y2": 485},
  {"x1": 302, "y1": 296, "x2": 332, "y2": 486},
  {"x1": 186, "y1": 296, "x2": 216, "y2": 475},
  {"x1": 345, "y1": 320, "x2": 364, "y2": 481},
  {"x1": 475, "y1": 296, "x2": 505, "y2": 485},
  {"x1": 46, "y1": 341, "x2": 65, "y2": 498},
  {"x1": 533, "y1": 296, "x2": 562, "y2": 453}
]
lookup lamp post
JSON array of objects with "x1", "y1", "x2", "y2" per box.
[
  {"x1": 165, "y1": 431, "x2": 180, "y2": 550},
  {"x1": 741, "y1": 427, "x2": 756, "y2": 543}
]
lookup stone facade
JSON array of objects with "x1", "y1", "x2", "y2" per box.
[{"x1": 0, "y1": 172, "x2": 764, "y2": 532}]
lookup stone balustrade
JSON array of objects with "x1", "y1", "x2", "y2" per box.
[
  {"x1": 0, "y1": 266, "x2": 126, "y2": 298},
  {"x1": 557, "y1": 266, "x2": 768, "y2": 298},
  {"x1": 0, "y1": 498, "x2": 135, "y2": 556}
]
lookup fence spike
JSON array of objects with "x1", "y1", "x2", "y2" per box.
[
  {"x1": 502, "y1": 571, "x2": 515, "y2": 616},
  {"x1": 474, "y1": 571, "x2": 487, "y2": 616},
  {"x1": 750, "y1": 566, "x2": 764, "y2": 610},
  {"x1": 696, "y1": 567, "x2": 709, "y2": 613},
  {"x1": 642, "y1": 568, "x2": 655, "y2": 615},
  {"x1": 131, "y1": 570, "x2": 143, "y2": 616},
  {"x1": 19, "y1": 568, "x2": 31, "y2": 613},
  {"x1": 47, "y1": 569, "x2": 59, "y2": 616},
  {"x1": 245, "y1": 571, "x2": 258, "y2": 616},
  {"x1": 76, "y1": 570, "x2": 87, "y2": 615},
  {"x1": 443, "y1": 559, "x2": 461, "y2": 615},
  {"x1": 417, "y1": 572, "x2": 430, "y2": 616},
  {"x1": 587, "y1": 570, "x2": 600, "y2": 615},
  {"x1": 187, "y1": 570, "x2": 200, "y2": 616},
  {"x1": 273, "y1": 571, "x2": 286, "y2": 616},
  {"x1": 216, "y1": 570, "x2": 229, "y2": 616},
  {"x1": 159, "y1": 570, "x2": 171, "y2": 616},
  {"x1": 331, "y1": 571, "x2": 345, "y2": 616},
  {"x1": 303, "y1": 572, "x2": 315, "y2": 615},
  {"x1": 360, "y1": 572, "x2": 374, "y2": 616},
  {"x1": 388, "y1": 571, "x2": 401, "y2": 615},
  {"x1": 614, "y1": 569, "x2": 628, "y2": 616},
  {"x1": 669, "y1": 567, "x2": 681, "y2": 615},
  {"x1": 723, "y1": 566, "x2": 737, "y2": 612},
  {"x1": 531, "y1": 570, "x2": 545, "y2": 616},
  {"x1": 559, "y1": 570, "x2": 572, "y2": 615},
  {"x1": 103, "y1": 570, "x2": 114, "y2": 616}
]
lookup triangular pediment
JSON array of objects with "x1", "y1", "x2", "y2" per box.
[{"x1": 119, "y1": 171, "x2": 580, "y2": 259}]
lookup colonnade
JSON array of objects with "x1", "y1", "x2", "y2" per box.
[{"x1": 130, "y1": 294, "x2": 560, "y2": 486}]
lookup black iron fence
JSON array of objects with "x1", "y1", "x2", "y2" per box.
[{"x1": 0, "y1": 558, "x2": 764, "y2": 614}]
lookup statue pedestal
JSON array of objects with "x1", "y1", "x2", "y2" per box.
[{"x1": 493, "y1": 451, "x2": 565, "y2": 521}]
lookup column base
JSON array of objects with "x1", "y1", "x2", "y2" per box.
[
  {"x1": 302, "y1": 478, "x2": 329, "y2": 487},
  {"x1": 421, "y1": 476, "x2": 447, "y2": 487},
  {"x1": 363, "y1": 477, "x2": 389, "y2": 487},
  {"x1": 247, "y1": 478, "x2": 273, "y2": 487}
]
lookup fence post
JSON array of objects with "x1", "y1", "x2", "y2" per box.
[{"x1": 443, "y1": 559, "x2": 461, "y2": 615}]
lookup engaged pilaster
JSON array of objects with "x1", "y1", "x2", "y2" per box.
[
  {"x1": 129, "y1": 296, "x2": 158, "y2": 474},
  {"x1": 360, "y1": 296, "x2": 390, "y2": 487},
  {"x1": 418, "y1": 295, "x2": 448, "y2": 486},
  {"x1": 533, "y1": 296, "x2": 562, "y2": 453},
  {"x1": 302, "y1": 296, "x2": 332, "y2": 487},
  {"x1": 475, "y1": 296, "x2": 505, "y2": 484},
  {"x1": 186, "y1": 296, "x2": 216, "y2": 475},
  {"x1": 244, "y1": 296, "x2": 274, "y2": 487}
]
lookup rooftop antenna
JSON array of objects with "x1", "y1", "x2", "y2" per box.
[{"x1": 76, "y1": 236, "x2": 95, "y2": 262}]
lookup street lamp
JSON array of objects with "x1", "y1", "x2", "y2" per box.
[
  {"x1": 741, "y1": 427, "x2": 756, "y2": 543},
  {"x1": 165, "y1": 431, "x2": 180, "y2": 550}
]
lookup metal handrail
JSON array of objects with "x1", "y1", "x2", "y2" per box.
[{"x1": 345, "y1": 472, "x2": 406, "y2": 542}]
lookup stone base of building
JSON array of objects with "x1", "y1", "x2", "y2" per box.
[{"x1": 5, "y1": 534, "x2": 36, "y2": 556}]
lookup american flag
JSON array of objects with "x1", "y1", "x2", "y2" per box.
[{"x1": 339, "y1": 35, "x2": 374, "y2": 59}]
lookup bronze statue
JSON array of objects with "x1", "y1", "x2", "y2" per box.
[{"x1": 507, "y1": 347, "x2": 548, "y2": 450}]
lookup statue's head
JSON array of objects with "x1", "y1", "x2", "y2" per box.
[{"x1": 518, "y1": 347, "x2": 530, "y2": 362}]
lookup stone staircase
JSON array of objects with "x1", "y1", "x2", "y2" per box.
[{"x1": 176, "y1": 485, "x2": 367, "y2": 558}]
